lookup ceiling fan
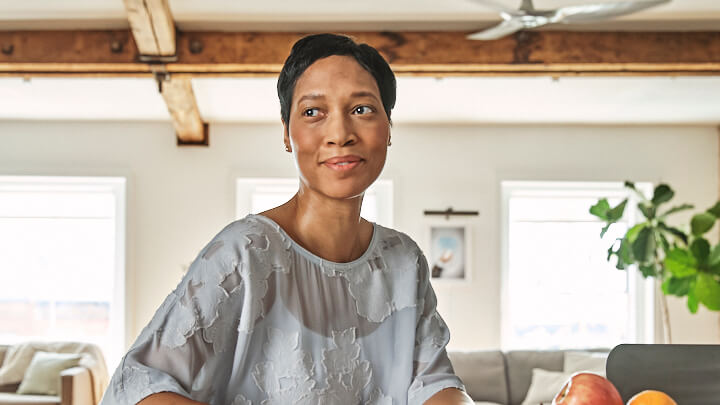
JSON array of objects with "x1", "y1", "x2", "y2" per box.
[{"x1": 466, "y1": 0, "x2": 671, "y2": 40}]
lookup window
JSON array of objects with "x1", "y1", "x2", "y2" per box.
[
  {"x1": 501, "y1": 181, "x2": 655, "y2": 350},
  {"x1": 236, "y1": 178, "x2": 393, "y2": 227},
  {"x1": 0, "y1": 176, "x2": 125, "y2": 367}
]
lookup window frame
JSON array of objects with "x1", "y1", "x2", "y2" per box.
[
  {"x1": 0, "y1": 175, "x2": 126, "y2": 366},
  {"x1": 499, "y1": 180, "x2": 656, "y2": 350}
]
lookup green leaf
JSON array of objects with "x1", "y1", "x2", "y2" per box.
[
  {"x1": 708, "y1": 244, "x2": 720, "y2": 268},
  {"x1": 690, "y1": 238, "x2": 711, "y2": 265},
  {"x1": 638, "y1": 203, "x2": 655, "y2": 220},
  {"x1": 657, "y1": 222, "x2": 688, "y2": 245},
  {"x1": 607, "y1": 199, "x2": 628, "y2": 222},
  {"x1": 608, "y1": 238, "x2": 634, "y2": 270},
  {"x1": 658, "y1": 232, "x2": 671, "y2": 253},
  {"x1": 600, "y1": 223, "x2": 612, "y2": 239},
  {"x1": 626, "y1": 223, "x2": 646, "y2": 244},
  {"x1": 691, "y1": 213, "x2": 715, "y2": 236},
  {"x1": 694, "y1": 273, "x2": 720, "y2": 311},
  {"x1": 632, "y1": 227, "x2": 656, "y2": 263},
  {"x1": 624, "y1": 181, "x2": 636, "y2": 191},
  {"x1": 688, "y1": 287, "x2": 699, "y2": 314},
  {"x1": 658, "y1": 204, "x2": 694, "y2": 218},
  {"x1": 617, "y1": 238, "x2": 634, "y2": 269},
  {"x1": 589, "y1": 198, "x2": 611, "y2": 221},
  {"x1": 638, "y1": 263, "x2": 658, "y2": 278},
  {"x1": 662, "y1": 276, "x2": 693, "y2": 296},
  {"x1": 707, "y1": 202, "x2": 720, "y2": 217},
  {"x1": 651, "y1": 184, "x2": 674, "y2": 205},
  {"x1": 664, "y1": 248, "x2": 698, "y2": 278}
]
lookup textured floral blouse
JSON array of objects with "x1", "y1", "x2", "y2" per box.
[{"x1": 101, "y1": 214, "x2": 465, "y2": 405}]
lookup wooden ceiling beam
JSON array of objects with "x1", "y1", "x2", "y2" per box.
[
  {"x1": 159, "y1": 75, "x2": 207, "y2": 145},
  {"x1": 123, "y1": 0, "x2": 175, "y2": 56},
  {"x1": 0, "y1": 30, "x2": 719, "y2": 76},
  {"x1": 122, "y1": 0, "x2": 208, "y2": 144}
]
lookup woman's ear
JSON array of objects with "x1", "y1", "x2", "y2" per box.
[{"x1": 282, "y1": 120, "x2": 292, "y2": 152}]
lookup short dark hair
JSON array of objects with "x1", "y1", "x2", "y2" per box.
[{"x1": 277, "y1": 33, "x2": 396, "y2": 126}]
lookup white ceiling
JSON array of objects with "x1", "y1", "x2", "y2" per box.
[
  {"x1": 1, "y1": 0, "x2": 719, "y2": 31},
  {"x1": 1, "y1": 76, "x2": 718, "y2": 125}
]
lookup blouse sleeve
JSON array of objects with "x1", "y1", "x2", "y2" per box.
[
  {"x1": 407, "y1": 252, "x2": 466, "y2": 405},
  {"x1": 100, "y1": 228, "x2": 246, "y2": 405}
]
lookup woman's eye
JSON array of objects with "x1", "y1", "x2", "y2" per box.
[
  {"x1": 303, "y1": 108, "x2": 319, "y2": 117},
  {"x1": 353, "y1": 105, "x2": 373, "y2": 115}
]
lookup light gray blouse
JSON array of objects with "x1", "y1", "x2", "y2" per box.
[{"x1": 101, "y1": 214, "x2": 464, "y2": 405}]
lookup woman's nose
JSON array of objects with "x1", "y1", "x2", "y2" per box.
[{"x1": 325, "y1": 113, "x2": 357, "y2": 147}]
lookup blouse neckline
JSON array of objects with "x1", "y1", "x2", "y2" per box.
[{"x1": 250, "y1": 213, "x2": 379, "y2": 268}]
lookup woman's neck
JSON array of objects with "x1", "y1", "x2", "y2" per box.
[{"x1": 260, "y1": 188, "x2": 373, "y2": 263}]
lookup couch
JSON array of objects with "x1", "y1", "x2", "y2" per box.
[
  {"x1": 447, "y1": 348, "x2": 609, "y2": 405},
  {"x1": 0, "y1": 343, "x2": 107, "y2": 405}
]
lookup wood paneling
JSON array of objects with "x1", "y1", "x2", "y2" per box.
[{"x1": 1, "y1": 30, "x2": 718, "y2": 77}]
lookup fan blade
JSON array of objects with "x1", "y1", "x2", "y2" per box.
[
  {"x1": 552, "y1": 0, "x2": 670, "y2": 23},
  {"x1": 464, "y1": 0, "x2": 521, "y2": 14},
  {"x1": 466, "y1": 18, "x2": 529, "y2": 40}
]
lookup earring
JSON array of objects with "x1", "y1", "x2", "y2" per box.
[
  {"x1": 387, "y1": 137, "x2": 392, "y2": 147},
  {"x1": 285, "y1": 145, "x2": 291, "y2": 152}
]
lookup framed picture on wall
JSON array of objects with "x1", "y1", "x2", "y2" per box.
[{"x1": 425, "y1": 221, "x2": 472, "y2": 282}]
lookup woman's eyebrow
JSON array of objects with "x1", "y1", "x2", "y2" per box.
[
  {"x1": 351, "y1": 91, "x2": 380, "y2": 102},
  {"x1": 296, "y1": 91, "x2": 380, "y2": 106},
  {"x1": 296, "y1": 93, "x2": 323, "y2": 106}
]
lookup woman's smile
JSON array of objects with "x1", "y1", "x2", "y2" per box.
[{"x1": 322, "y1": 155, "x2": 365, "y2": 172}]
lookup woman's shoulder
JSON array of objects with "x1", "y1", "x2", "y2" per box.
[
  {"x1": 374, "y1": 223, "x2": 420, "y2": 250},
  {"x1": 190, "y1": 215, "x2": 289, "y2": 273},
  {"x1": 213, "y1": 213, "x2": 278, "y2": 238},
  {"x1": 372, "y1": 223, "x2": 424, "y2": 262},
  {"x1": 203, "y1": 214, "x2": 284, "y2": 250}
]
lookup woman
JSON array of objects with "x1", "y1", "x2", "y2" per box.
[{"x1": 102, "y1": 33, "x2": 471, "y2": 405}]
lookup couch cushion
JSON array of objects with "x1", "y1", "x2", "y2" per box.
[
  {"x1": 521, "y1": 368, "x2": 574, "y2": 405},
  {"x1": 448, "y1": 350, "x2": 509, "y2": 404},
  {"x1": 505, "y1": 351, "x2": 564, "y2": 405},
  {"x1": 17, "y1": 352, "x2": 81, "y2": 396},
  {"x1": 0, "y1": 393, "x2": 59, "y2": 405},
  {"x1": 563, "y1": 351, "x2": 608, "y2": 375},
  {"x1": 0, "y1": 383, "x2": 21, "y2": 393}
]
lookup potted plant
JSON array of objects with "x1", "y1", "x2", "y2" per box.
[{"x1": 590, "y1": 181, "x2": 720, "y2": 342}]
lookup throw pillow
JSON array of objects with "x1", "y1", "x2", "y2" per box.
[
  {"x1": 563, "y1": 351, "x2": 608, "y2": 376},
  {"x1": 16, "y1": 351, "x2": 82, "y2": 396},
  {"x1": 521, "y1": 368, "x2": 573, "y2": 405}
]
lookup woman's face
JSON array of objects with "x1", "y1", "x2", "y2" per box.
[{"x1": 284, "y1": 54, "x2": 390, "y2": 201}]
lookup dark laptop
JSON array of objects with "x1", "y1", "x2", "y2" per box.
[{"x1": 606, "y1": 344, "x2": 720, "y2": 405}]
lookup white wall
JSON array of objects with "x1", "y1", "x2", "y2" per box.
[{"x1": 1, "y1": 120, "x2": 718, "y2": 357}]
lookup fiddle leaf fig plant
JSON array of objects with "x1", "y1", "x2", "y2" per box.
[{"x1": 590, "y1": 181, "x2": 720, "y2": 314}]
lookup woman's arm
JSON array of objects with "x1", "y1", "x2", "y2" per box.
[
  {"x1": 137, "y1": 392, "x2": 207, "y2": 405},
  {"x1": 424, "y1": 388, "x2": 474, "y2": 405}
]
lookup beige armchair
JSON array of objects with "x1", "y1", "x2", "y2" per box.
[
  {"x1": 0, "y1": 344, "x2": 106, "y2": 405},
  {"x1": 59, "y1": 367, "x2": 94, "y2": 405}
]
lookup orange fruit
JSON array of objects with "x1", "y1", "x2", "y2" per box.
[{"x1": 627, "y1": 390, "x2": 677, "y2": 405}]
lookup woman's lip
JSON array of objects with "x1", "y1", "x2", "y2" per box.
[
  {"x1": 323, "y1": 160, "x2": 363, "y2": 171},
  {"x1": 323, "y1": 155, "x2": 363, "y2": 165}
]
